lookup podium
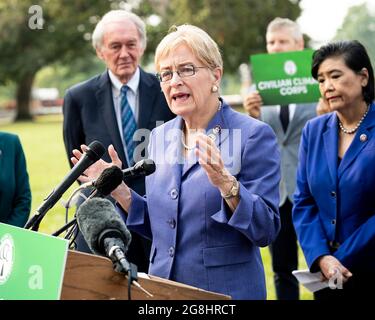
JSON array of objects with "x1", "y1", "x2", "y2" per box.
[{"x1": 61, "y1": 250, "x2": 231, "y2": 300}]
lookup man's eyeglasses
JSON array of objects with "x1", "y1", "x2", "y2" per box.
[{"x1": 157, "y1": 64, "x2": 207, "y2": 82}]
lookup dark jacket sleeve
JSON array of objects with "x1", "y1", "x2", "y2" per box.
[
  {"x1": 62, "y1": 89, "x2": 85, "y2": 168},
  {"x1": 6, "y1": 135, "x2": 32, "y2": 227}
]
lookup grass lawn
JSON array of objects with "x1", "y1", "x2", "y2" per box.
[{"x1": 1, "y1": 114, "x2": 313, "y2": 300}]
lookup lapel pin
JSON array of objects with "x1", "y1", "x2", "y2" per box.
[
  {"x1": 208, "y1": 125, "x2": 222, "y2": 142},
  {"x1": 360, "y1": 133, "x2": 367, "y2": 142}
]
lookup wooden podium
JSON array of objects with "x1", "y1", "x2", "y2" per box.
[{"x1": 61, "y1": 250, "x2": 231, "y2": 300}]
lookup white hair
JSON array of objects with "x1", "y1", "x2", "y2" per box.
[
  {"x1": 92, "y1": 10, "x2": 147, "y2": 50},
  {"x1": 267, "y1": 17, "x2": 303, "y2": 41}
]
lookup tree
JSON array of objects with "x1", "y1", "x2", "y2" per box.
[
  {"x1": 153, "y1": 0, "x2": 302, "y2": 73},
  {"x1": 0, "y1": 0, "x2": 120, "y2": 120},
  {"x1": 335, "y1": 3, "x2": 375, "y2": 65}
]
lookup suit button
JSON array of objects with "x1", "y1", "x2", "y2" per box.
[
  {"x1": 168, "y1": 246, "x2": 175, "y2": 257},
  {"x1": 168, "y1": 219, "x2": 176, "y2": 229},
  {"x1": 331, "y1": 219, "x2": 336, "y2": 225},
  {"x1": 170, "y1": 188, "x2": 178, "y2": 199},
  {"x1": 331, "y1": 191, "x2": 336, "y2": 197}
]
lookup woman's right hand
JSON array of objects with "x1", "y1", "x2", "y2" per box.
[
  {"x1": 71, "y1": 144, "x2": 122, "y2": 183},
  {"x1": 318, "y1": 255, "x2": 352, "y2": 284},
  {"x1": 71, "y1": 144, "x2": 132, "y2": 212}
]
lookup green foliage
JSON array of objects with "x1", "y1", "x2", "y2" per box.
[
  {"x1": 335, "y1": 4, "x2": 375, "y2": 66},
  {"x1": 154, "y1": 0, "x2": 302, "y2": 72},
  {"x1": 0, "y1": 0, "x2": 111, "y2": 83},
  {"x1": 34, "y1": 54, "x2": 105, "y2": 97}
]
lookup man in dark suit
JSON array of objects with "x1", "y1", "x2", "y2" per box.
[{"x1": 62, "y1": 10, "x2": 175, "y2": 272}]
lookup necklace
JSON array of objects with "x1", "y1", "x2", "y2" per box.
[
  {"x1": 181, "y1": 128, "x2": 197, "y2": 151},
  {"x1": 181, "y1": 100, "x2": 222, "y2": 150},
  {"x1": 338, "y1": 104, "x2": 370, "y2": 134}
]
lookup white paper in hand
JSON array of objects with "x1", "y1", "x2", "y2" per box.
[{"x1": 292, "y1": 269, "x2": 329, "y2": 293}]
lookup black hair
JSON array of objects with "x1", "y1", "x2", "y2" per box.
[{"x1": 311, "y1": 40, "x2": 374, "y2": 104}]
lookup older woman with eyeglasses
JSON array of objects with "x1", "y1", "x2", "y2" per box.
[{"x1": 72, "y1": 25, "x2": 281, "y2": 299}]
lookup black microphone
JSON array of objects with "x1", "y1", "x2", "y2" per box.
[
  {"x1": 122, "y1": 159, "x2": 156, "y2": 179},
  {"x1": 76, "y1": 198, "x2": 133, "y2": 274},
  {"x1": 92, "y1": 166, "x2": 124, "y2": 197},
  {"x1": 82, "y1": 159, "x2": 156, "y2": 196},
  {"x1": 25, "y1": 140, "x2": 106, "y2": 231}
]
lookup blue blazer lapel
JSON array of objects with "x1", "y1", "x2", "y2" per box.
[
  {"x1": 163, "y1": 117, "x2": 183, "y2": 188},
  {"x1": 338, "y1": 104, "x2": 375, "y2": 179},
  {"x1": 95, "y1": 71, "x2": 127, "y2": 166},
  {"x1": 323, "y1": 114, "x2": 338, "y2": 186},
  {"x1": 138, "y1": 69, "x2": 157, "y2": 130}
]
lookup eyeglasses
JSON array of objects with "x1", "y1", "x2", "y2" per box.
[{"x1": 157, "y1": 64, "x2": 207, "y2": 82}]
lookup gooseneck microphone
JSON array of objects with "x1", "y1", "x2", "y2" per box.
[{"x1": 25, "y1": 140, "x2": 105, "y2": 231}]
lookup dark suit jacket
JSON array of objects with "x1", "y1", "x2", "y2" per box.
[
  {"x1": 0, "y1": 132, "x2": 31, "y2": 227},
  {"x1": 62, "y1": 68, "x2": 175, "y2": 270},
  {"x1": 63, "y1": 68, "x2": 175, "y2": 195},
  {"x1": 293, "y1": 102, "x2": 375, "y2": 273}
]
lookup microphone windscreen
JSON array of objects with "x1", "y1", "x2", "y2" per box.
[
  {"x1": 76, "y1": 198, "x2": 132, "y2": 256},
  {"x1": 94, "y1": 166, "x2": 123, "y2": 196},
  {"x1": 86, "y1": 140, "x2": 105, "y2": 161},
  {"x1": 135, "y1": 159, "x2": 156, "y2": 176}
]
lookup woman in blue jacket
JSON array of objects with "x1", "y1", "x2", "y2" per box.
[
  {"x1": 72, "y1": 25, "x2": 281, "y2": 299},
  {"x1": 0, "y1": 132, "x2": 31, "y2": 227},
  {"x1": 293, "y1": 40, "x2": 375, "y2": 299}
]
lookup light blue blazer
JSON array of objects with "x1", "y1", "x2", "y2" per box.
[
  {"x1": 124, "y1": 101, "x2": 281, "y2": 299},
  {"x1": 293, "y1": 102, "x2": 375, "y2": 272}
]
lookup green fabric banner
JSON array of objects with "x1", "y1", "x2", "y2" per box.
[
  {"x1": 0, "y1": 223, "x2": 68, "y2": 299},
  {"x1": 250, "y1": 49, "x2": 320, "y2": 105}
]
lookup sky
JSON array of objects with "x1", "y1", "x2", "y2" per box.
[{"x1": 297, "y1": 0, "x2": 375, "y2": 46}]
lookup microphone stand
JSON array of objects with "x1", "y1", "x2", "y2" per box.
[{"x1": 51, "y1": 218, "x2": 77, "y2": 237}]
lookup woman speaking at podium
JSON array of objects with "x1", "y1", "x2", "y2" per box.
[{"x1": 72, "y1": 25, "x2": 281, "y2": 300}]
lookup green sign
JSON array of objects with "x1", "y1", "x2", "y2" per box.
[
  {"x1": 250, "y1": 49, "x2": 320, "y2": 105},
  {"x1": 0, "y1": 223, "x2": 68, "y2": 300}
]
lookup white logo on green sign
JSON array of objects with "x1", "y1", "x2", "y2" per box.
[
  {"x1": 284, "y1": 60, "x2": 297, "y2": 76},
  {"x1": 0, "y1": 234, "x2": 14, "y2": 285}
]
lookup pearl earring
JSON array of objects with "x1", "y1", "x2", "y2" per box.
[{"x1": 212, "y1": 85, "x2": 218, "y2": 93}]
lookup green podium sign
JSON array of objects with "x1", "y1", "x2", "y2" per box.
[
  {"x1": 250, "y1": 49, "x2": 320, "y2": 105},
  {"x1": 0, "y1": 223, "x2": 68, "y2": 299}
]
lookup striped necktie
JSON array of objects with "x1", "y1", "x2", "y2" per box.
[{"x1": 120, "y1": 85, "x2": 137, "y2": 165}]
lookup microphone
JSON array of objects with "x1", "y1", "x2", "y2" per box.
[
  {"x1": 76, "y1": 197, "x2": 154, "y2": 299},
  {"x1": 122, "y1": 159, "x2": 156, "y2": 179},
  {"x1": 91, "y1": 166, "x2": 124, "y2": 197},
  {"x1": 76, "y1": 198, "x2": 132, "y2": 273},
  {"x1": 81, "y1": 159, "x2": 156, "y2": 196},
  {"x1": 25, "y1": 140, "x2": 106, "y2": 231}
]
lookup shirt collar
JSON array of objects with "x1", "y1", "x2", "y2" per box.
[{"x1": 108, "y1": 67, "x2": 140, "y2": 97}]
